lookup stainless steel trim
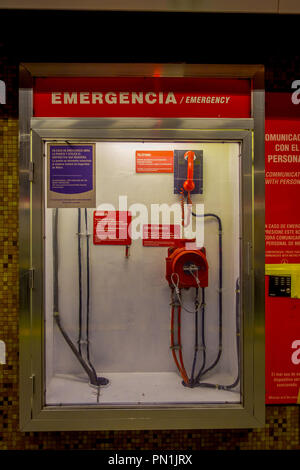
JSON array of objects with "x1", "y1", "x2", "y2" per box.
[
  {"x1": 252, "y1": 72, "x2": 266, "y2": 422},
  {"x1": 19, "y1": 80, "x2": 34, "y2": 429},
  {"x1": 0, "y1": 1, "x2": 287, "y2": 14},
  {"x1": 240, "y1": 131, "x2": 254, "y2": 415},
  {"x1": 30, "y1": 128, "x2": 45, "y2": 419},
  {"x1": 33, "y1": 126, "x2": 251, "y2": 142},
  {"x1": 21, "y1": 406, "x2": 263, "y2": 432},
  {"x1": 22, "y1": 62, "x2": 264, "y2": 79},
  {"x1": 31, "y1": 117, "x2": 254, "y2": 131}
]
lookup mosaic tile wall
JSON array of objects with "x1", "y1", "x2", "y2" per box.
[{"x1": 0, "y1": 44, "x2": 300, "y2": 451}]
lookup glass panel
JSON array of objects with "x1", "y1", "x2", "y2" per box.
[{"x1": 44, "y1": 141, "x2": 241, "y2": 406}]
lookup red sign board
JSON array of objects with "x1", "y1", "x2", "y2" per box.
[
  {"x1": 265, "y1": 90, "x2": 300, "y2": 404},
  {"x1": 142, "y1": 224, "x2": 181, "y2": 247},
  {"x1": 265, "y1": 118, "x2": 300, "y2": 264},
  {"x1": 136, "y1": 150, "x2": 173, "y2": 173},
  {"x1": 33, "y1": 77, "x2": 251, "y2": 118},
  {"x1": 265, "y1": 276, "x2": 300, "y2": 404},
  {"x1": 93, "y1": 211, "x2": 131, "y2": 245}
]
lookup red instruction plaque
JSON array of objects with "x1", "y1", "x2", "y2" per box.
[
  {"x1": 93, "y1": 211, "x2": 131, "y2": 245},
  {"x1": 143, "y1": 224, "x2": 181, "y2": 247},
  {"x1": 136, "y1": 150, "x2": 174, "y2": 173}
]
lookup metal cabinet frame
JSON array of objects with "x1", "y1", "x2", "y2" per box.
[{"x1": 19, "y1": 63, "x2": 265, "y2": 431}]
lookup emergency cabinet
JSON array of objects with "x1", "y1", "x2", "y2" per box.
[{"x1": 19, "y1": 63, "x2": 265, "y2": 430}]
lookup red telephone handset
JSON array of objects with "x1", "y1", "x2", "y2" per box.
[{"x1": 183, "y1": 151, "x2": 196, "y2": 192}]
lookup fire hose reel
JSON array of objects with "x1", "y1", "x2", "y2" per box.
[{"x1": 166, "y1": 240, "x2": 209, "y2": 289}]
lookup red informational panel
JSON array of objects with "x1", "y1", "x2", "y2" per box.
[
  {"x1": 265, "y1": 91, "x2": 300, "y2": 404},
  {"x1": 265, "y1": 276, "x2": 300, "y2": 404},
  {"x1": 136, "y1": 150, "x2": 174, "y2": 173},
  {"x1": 33, "y1": 77, "x2": 251, "y2": 118},
  {"x1": 93, "y1": 211, "x2": 131, "y2": 245},
  {"x1": 265, "y1": 118, "x2": 300, "y2": 264},
  {"x1": 142, "y1": 224, "x2": 181, "y2": 247}
]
